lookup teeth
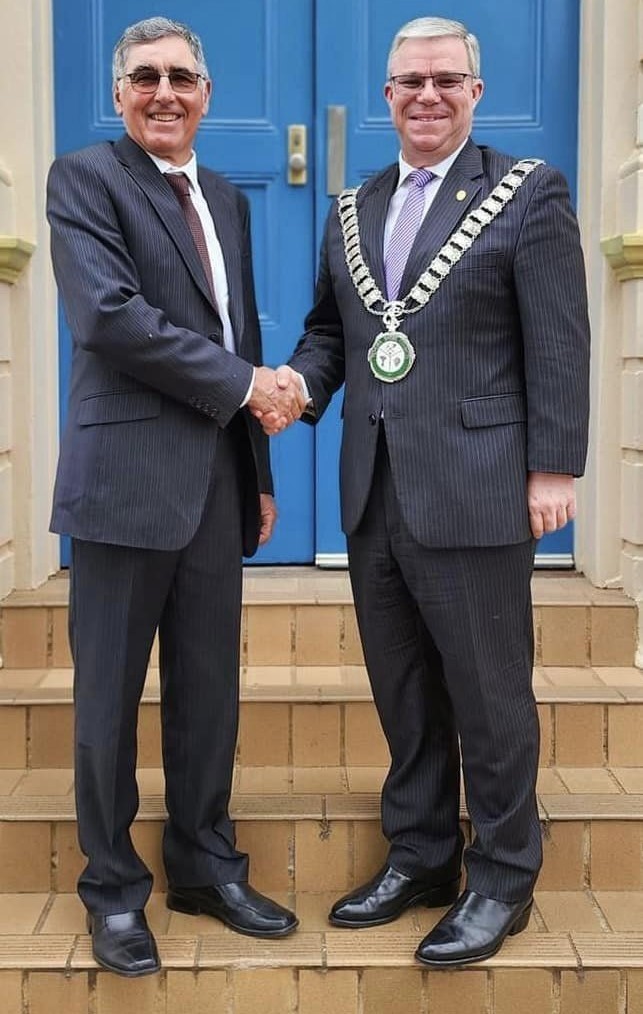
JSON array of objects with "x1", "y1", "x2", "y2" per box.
[{"x1": 151, "y1": 114, "x2": 179, "y2": 121}]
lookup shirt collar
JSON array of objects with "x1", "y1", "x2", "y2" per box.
[
  {"x1": 147, "y1": 150, "x2": 199, "y2": 190},
  {"x1": 396, "y1": 138, "x2": 468, "y2": 189}
]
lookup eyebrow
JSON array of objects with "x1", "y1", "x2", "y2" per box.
[{"x1": 127, "y1": 63, "x2": 196, "y2": 73}]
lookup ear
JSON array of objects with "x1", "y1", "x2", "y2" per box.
[
  {"x1": 471, "y1": 79, "x2": 484, "y2": 106},
  {"x1": 113, "y1": 82, "x2": 124, "y2": 117},
  {"x1": 201, "y1": 78, "x2": 212, "y2": 115},
  {"x1": 383, "y1": 80, "x2": 394, "y2": 112}
]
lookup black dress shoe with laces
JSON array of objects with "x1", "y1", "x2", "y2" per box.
[
  {"x1": 167, "y1": 882, "x2": 298, "y2": 937},
  {"x1": 415, "y1": 889, "x2": 533, "y2": 967},
  {"x1": 87, "y1": 910, "x2": 160, "y2": 977},
  {"x1": 329, "y1": 864, "x2": 461, "y2": 928}
]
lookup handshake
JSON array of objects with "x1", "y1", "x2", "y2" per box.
[{"x1": 247, "y1": 365, "x2": 308, "y2": 436}]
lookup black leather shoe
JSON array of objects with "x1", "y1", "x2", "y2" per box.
[
  {"x1": 329, "y1": 865, "x2": 461, "y2": 928},
  {"x1": 87, "y1": 910, "x2": 160, "y2": 977},
  {"x1": 415, "y1": 889, "x2": 533, "y2": 967},
  {"x1": 167, "y1": 882, "x2": 298, "y2": 938}
]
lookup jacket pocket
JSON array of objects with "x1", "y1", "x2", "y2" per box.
[
  {"x1": 77, "y1": 391, "x2": 161, "y2": 426},
  {"x1": 460, "y1": 392, "x2": 526, "y2": 428}
]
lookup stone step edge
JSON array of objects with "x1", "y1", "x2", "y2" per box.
[
  {"x1": 1, "y1": 570, "x2": 635, "y2": 609},
  {"x1": 0, "y1": 930, "x2": 642, "y2": 972},
  {"x1": 2, "y1": 791, "x2": 643, "y2": 823},
  {"x1": 1, "y1": 676, "x2": 642, "y2": 706}
]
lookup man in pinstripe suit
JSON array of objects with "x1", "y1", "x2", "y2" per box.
[
  {"x1": 276, "y1": 16, "x2": 590, "y2": 966},
  {"x1": 47, "y1": 17, "x2": 301, "y2": 977}
]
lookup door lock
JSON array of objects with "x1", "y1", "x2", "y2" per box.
[{"x1": 287, "y1": 125, "x2": 307, "y2": 185}]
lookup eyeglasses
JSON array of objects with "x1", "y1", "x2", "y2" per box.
[
  {"x1": 120, "y1": 68, "x2": 205, "y2": 94},
  {"x1": 389, "y1": 73, "x2": 474, "y2": 95}
]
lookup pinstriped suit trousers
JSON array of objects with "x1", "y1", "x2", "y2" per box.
[
  {"x1": 69, "y1": 422, "x2": 249, "y2": 914},
  {"x1": 347, "y1": 430, "x2": 542, "y2": 902}
]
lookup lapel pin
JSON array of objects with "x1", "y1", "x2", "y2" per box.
[{"x1": 456, "y1": 190, "x2": 467, "y2": 201}]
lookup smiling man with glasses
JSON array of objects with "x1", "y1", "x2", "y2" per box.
[
  {"x1": 46, "y1": 16, "x2": 301, "y2": 978},
  {"x1": 275, "y1": 14, "x2": 591, "y2": 968}
]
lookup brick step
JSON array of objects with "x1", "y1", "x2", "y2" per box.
[
  {"x1": 1, "y1": 667, "x2": 642, "y2": 769},
  {"x1": 1, "y1": 769, "x2": 642, "y2": 894},
  {"x1": 1, "y1": 570, "x2": 638, "y2": 669},
  {"x1": 0, "y1": 891, "x2": 641, "y2": 1013}
]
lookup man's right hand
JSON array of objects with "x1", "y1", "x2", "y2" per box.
[{"x1": 248, "y1": 366, "x2": 306, "y2": 434}]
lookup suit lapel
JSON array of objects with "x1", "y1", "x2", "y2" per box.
[
  {"x1": 198, "y1": 169, "x2": 245, "y2": 345},
  {"x1": 397, "y1": 139, "x2": 484, "y2": 298},
  {"x1": 112, "y1": 134, "x2": 217, "y2": 311},
  {"x1": 356, "y1": 164, "x2": 399, "y2": 294}
]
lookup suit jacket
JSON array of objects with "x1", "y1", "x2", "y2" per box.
[
  {"x1": 47, "y1": 134, "x2": 272, "y2": 555},
  {"x1": 290, "y1": 140, "x2": 590, "y2": 548}
]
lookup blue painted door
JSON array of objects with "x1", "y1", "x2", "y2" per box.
[
  {"x1": 54, "y1": 0, "x2": 580, "y2": 566},
  {"x1": 314, "y1": 0, "x2": 581, "y2": 566}
]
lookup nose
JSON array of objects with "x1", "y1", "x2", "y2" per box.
[
  {"x1": 416, "y1": 77, "x2": 440, "y2": 101},
  {"x1": 154, "y1": 75, "x2": 175, "y2": 100}
]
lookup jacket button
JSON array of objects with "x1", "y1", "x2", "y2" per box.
[{"x1": 368, "y1": 413, "x2": 378, "y2": 425}]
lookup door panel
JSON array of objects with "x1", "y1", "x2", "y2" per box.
[
  {"x1": 314, "y1": 0, "x2": 581, "y2": 565},
  {"x1": 53, "y1": 0, "x2": 315, "y2": 563}
]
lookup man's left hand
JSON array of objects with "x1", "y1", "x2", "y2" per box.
[
  {"x1": 527, "y1": 472, "x2": 576, "y2": 539},
  {"x1": 258, "y1": 493, "x2": 277, "y2": 545}
]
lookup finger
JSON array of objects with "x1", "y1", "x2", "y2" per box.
[
  {"x1": 555, "y1": 504, "x2": 568, "y2": 530},
  {"x1": 542, "y1": 510, "x2": 558, "y2": 534},
  {"x1": 529, "y1": 510, "x2": 544, "y2": 540},
  {"x1": 262, "y1": 417, "x2": 288, "y2": 435},
  {"x1": 275, "y1": 366, "x2": 293, "y2": 390}
]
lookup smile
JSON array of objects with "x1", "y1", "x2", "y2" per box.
[{"x1": 149, "y1": 113, "x2": 181, "y2": 122}]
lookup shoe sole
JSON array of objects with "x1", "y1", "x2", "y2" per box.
[
  {"x1": 166, "y1": 891, "x2": 299, "y2": 938},
  {"x1": 328, "y1": 876, "x2": 461, "y2": 929},
  {"x1": 414, "y1": 899, "x2": 533, "y2": 968}
]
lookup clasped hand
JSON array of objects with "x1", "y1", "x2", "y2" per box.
[
  {"x1": 248, "y1": 365, "x2": 305, "y2": 435},
  {"x1": 527, "y1": 471, "x2": 576, "y2": 539}
]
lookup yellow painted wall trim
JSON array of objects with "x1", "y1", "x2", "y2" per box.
[
  {"x1": 0, "y1": 236, "x2": 35, "y2": 284},
  {"x1": 602, "y1": 233, "x2": 643, "y2": 281}
]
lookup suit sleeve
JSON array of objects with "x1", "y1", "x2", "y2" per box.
[
  {"x1": 47, "y1": 152, "x2": 254, "y2": 429},
  {"x1": 513, "y1": 166, "x2": 590, "y2": 476},
  {"x1": 288, "y1": 209, "x2": 346, "y2": 421}
]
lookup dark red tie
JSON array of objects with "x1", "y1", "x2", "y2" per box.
[{"x1": 165, "y1": 172, "x2": 216, "y2": 301}]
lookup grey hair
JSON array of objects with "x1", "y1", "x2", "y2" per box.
[
  {"x1": 112, "y1": 17, "x2": 209, "y2": 85},
  {"x1": 387, "y1": 17, "x2": 481, "y2": 78}
]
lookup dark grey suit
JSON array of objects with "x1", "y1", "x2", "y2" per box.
[
  {"x1": 290, "y1": 140, "x2": 590, "y2": 901},
  {"x1": 47, "y1": 134, "x2": 270, "y2": 912}
]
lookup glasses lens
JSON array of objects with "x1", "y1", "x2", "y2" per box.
[
  {"x1": 168, "y1": 70, "x2": 200, "y2": 92},
  {"x1": 433, "y1": 74, "x2": 467, "y2": 91},
  {"x1": 395, "y1": 76, "x2": 424, "y2": 92},
  {"x1": 392, "y1": 73, "x2": 469, "y2": 93},
  {"x1": 129, "y1": 69, "x2": 161, "y2": 92}
]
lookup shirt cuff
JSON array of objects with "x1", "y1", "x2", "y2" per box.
[{"x1": 240, "y1": 367, "x2": 255, "y2": 408}]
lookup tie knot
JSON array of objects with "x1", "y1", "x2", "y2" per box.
[
  {"x1": 408, "y1": 168, "x2": 433, "y2": 189},
  {"x1": 165, "y1": 172, "x2": 191, "y2": 198}
]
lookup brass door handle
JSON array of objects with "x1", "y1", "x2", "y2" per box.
[{"x1": 288, "y1": 125, "x2": 307, "y2": 185}]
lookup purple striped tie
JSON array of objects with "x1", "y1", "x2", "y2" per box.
[{"x1": 384, "y1": 168, "x2": 434, "y2": 300}]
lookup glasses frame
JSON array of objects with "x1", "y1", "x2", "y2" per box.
[
  {"x1": 389, "y1": 72, "x2": 475, "y2": 95},
  {"x1": 120, "y1": 69, "x2": 206, "y2": 94}
]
